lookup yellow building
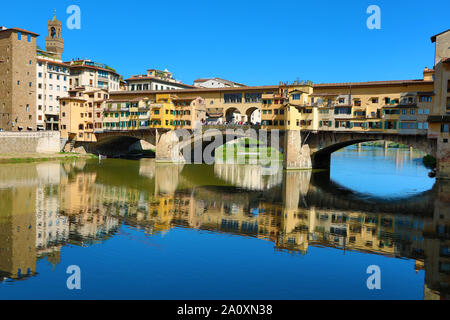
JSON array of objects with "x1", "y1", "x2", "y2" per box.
[
  {"x1": 103, "y1": 98, "x2": 150, "y2": 131},
  {"x1": 59, "y1": 87, "x2": 109, "y2": 142},
  {"x1": 149, "y1": 94, "x2": 206, "y2": 130}
]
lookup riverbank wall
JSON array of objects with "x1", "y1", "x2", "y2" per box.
[{"x1": 0, "y1": 132, "x2": 62, "y2": 154}]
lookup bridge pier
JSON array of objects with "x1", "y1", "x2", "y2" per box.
[
  {"x1": 283, "y1": 130, "x2": 312, "y2": 170},
  {"x1": 437, "y1": 141, "x2": 450, "y2": 180},
  {"x1": 155, "y1": 130, "x2": 184, "y2": 163}
]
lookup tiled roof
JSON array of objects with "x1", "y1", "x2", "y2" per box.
[
  {"x1": 431, "y1": 29, "x2": 450, "y2": 43},
  {"x1": 69, "y1": 63, "x2": 119, "y2": 76},
  {"x1": 314, "y1": 79, "x2": 433, "y2": 88},
  {"x1": 37, "y1": 57, "x2": 68, "y2": 67},
  {"x1": 125, "y1": 76, "x2": 195, "y2": 88},
  {"x1": 194, "y1": 77, "x2": 247, "y2": 87},
  {"x1": 0, "y1": 27, "x2": 39, "y2": 36},
  {"x1": 110, "y1": 85, "x2": 280, "y2": 96}
]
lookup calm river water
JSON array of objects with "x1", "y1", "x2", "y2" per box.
[{"x1": 0, "y1": 146, "x2": 449, "y2": 300}]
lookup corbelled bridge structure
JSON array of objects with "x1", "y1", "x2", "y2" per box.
[{"x1": 87, "y1": 126, "x2": 442, "y2": 177}]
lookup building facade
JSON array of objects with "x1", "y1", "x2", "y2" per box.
[
  {"x1": 194, "y1": 78, "x2": 246, "y2": 88},
  {"x1": 428, "y1": 29, "x2": 450, "y2": 179},
  {"x1": 35, "y1": 14, "x2": 69, "y2": 131},
  {"x1": 67, "y1": 59, "x2": 121, "y2": 92},
  {"x1": 0, "y1": 27, "x2": 39, "y2": 131},
  {"x1": 125, "y1": 68, "x2": 194, "y2": 92},
  {"x1": 59, "y1": 87, "x2": 109, "y2": 143}
]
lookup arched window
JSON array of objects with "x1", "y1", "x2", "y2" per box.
[{"x1": 51, "y1": 27, "x2": 57, "y2": 39}]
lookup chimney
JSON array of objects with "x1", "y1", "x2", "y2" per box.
[{"x1": 423, "y1": 67, "x2": 434, "y2": 81}]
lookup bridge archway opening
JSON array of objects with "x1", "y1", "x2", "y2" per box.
[
  {"x1": 245, "y1": 107, "x2": 261, "y2": 125},
  {"x1": 311, "y1": 138, "x2": 433, "y2": 171},
  {"x1": 177, "y1": 131, "x2": 283, "y2": 165},
  {"x1": 225, "y1": 108, "x2": 242, "y2": 124},
  {"x1": 95, "y1": 136, "x2": 155, "y2": 157}
]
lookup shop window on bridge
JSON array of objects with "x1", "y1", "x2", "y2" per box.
[
  {"x1": 384, "y1": 121, "x2": 397, "y2": 130},
  {"x1": 292, "y1": 94, "x2": 301, "y2": 100},
  {"x1": 335, "y1": 107, "x2": 352, "y2": 115},
  {"x1": 384, "y1": 109, "x2": 400, "y2": 115},
  {"x1": 399, "y1": 122, "x2": 417, "y2": 130},
  {"x1": 224, "y1": 93, "x2": 242, "y2": 104}
]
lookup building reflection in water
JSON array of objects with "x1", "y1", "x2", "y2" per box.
[{"x1": 0, "y1": 159, "x2": 448, "y2": 299}]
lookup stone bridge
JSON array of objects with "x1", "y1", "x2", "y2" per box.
[{"x1": 86, "y1": 127, "x2": 444, "y2": 178}]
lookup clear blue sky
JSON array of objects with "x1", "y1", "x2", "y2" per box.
[{"x1": 2, "y1": 0, "x2": 449, "y2": 85}]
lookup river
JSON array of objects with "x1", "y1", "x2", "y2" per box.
[{"x1": 0, "y1": 146, "x2": 448, "y2": 300}]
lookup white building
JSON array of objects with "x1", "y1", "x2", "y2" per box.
[
  {"x1": 125, "y1": 68, "x2": 194, "y2": 92},
  {"x1": 194, "y1": 78, "x2": 246, "y2": 88},
  {"x1": 67, "y1": 59, "x2": 121, "y2": 92},
  {"x1": 36, "y1": 54, "x2": 69, "y2": 130}
]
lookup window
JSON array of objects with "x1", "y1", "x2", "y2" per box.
[
  {"x1": 372, "y1": 98, "x2": 379, "y2": 104},
  {"x1": 224, "y1": 93, "x2": 242, "y2": 104},
  {"x1": 17, "y1": 32, "x2": 21, "y2": 40},
  {"x1": 419, "y1": 96, "x2": 432, "y2": 103},
  {"x1": 292, "y1": 94, "x2": 301, "y2": 100},
  {"x1": 442, "y1": 124, "x2": 450, "y2": 133},
  {"x1": 245, "y1": 93, "x2": 262, "y2": 103}
]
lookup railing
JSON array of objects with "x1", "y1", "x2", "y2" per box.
[{"x1": 202, "y1": 124, "x2": 262, "y2": 132}]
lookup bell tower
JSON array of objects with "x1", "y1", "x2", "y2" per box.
[{"x1": 45, "y1": 10, "x2": 64, "y2": 60}]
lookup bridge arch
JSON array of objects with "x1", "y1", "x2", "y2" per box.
[
  {"x1": 305, "y1": 131, "x2": 437, "y2": 170},
  {"x1": 156, "y1": 128, "x2": 283, "y2": 164},
  {"x1": 85, "y1": 130, "x2": 158, "y2": 156},
  {"x1": 225, "y1": 107, "x2": 242, "y2": 123},
  {"x1": 245, "y1": 107, "x2": 261, "y2": 125}
]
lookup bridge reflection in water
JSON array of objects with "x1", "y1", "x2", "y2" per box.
[{"x1": 0, "y1": 159, "x2": 448, "y2": 299}]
